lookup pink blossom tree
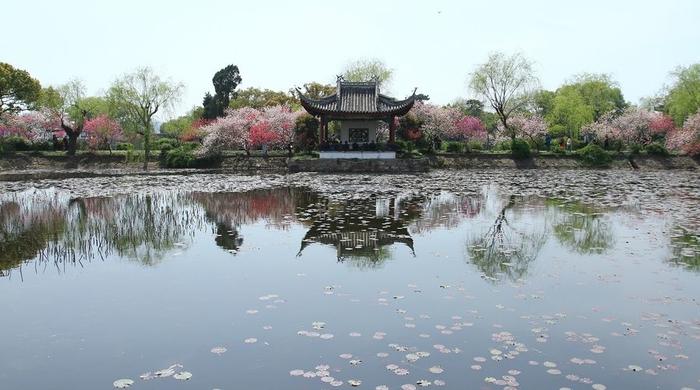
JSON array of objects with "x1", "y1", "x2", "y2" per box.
[
  {"x1": 263, "y1": 105, "x2": 300, "y2": 155},
  {"x1": 666, "y1": 111, "x2": 700, "y2": 156},
  {"x1": 200, "y1": 107, "x2": 261, "y2": 156},
  {"x1": 650, "y1": 114, "x2": 675, "y2": 136},
  {"x1": 83, "y1": 114, "x2": 123, "y2": 153},
  {"x1": 454, "y1": 116, "x2": 487, "y2": 142},
  {"x1": 612, "y1": 107, "x2": 656, "y2": 145},
  {"x1": 0, "y1": 109, "x2": 60, "y2": 141},
  {"x1": 502, "y1": 113, "x2": 547, "y2": 148},
  {"x1": 412, "y1": 102, "x2": 462, "y2": 147},
  {"x1": 248, "y1": 120, "x2": 279, "y2": 149},
  {"x1": 582, "y1": 111, "x2": 623, "y2": 147}
]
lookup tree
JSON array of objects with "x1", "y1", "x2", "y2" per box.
[
  {"x1": 545, "y1": 74, "x2": 626, "y2": 138},
  {"x1": 263, "y1": 105, "x2": 299, "y2": 155},
  {"x1": 533, "y1": 90, "x2": 555, "y2": 116},
  {"x1": 665, "y1": 64, "x2": 700, "y2": 126},
  {"x1": 200, "y1": 107, "x2": 260, "y2": 156},
  {"x1": 448, "y1": 98, "x2": 484, "y2": 117},
  {"x1": 83, "y1": 114, "x2": 123, "y2": 153},
  {"x1": 666, "y1": 111, "x2": 700, "y2": 156},
  {"x1": 202, "y1": 65, "x2": 242, "y2": 119},
  {"x1": 160, "y1": 107, "x2": 204, "y2": 138},
  {"x1": 566, "y1": 73, "x2": 626, "y2": 120},
  {"x1": 298, "y1": 82, "x2": 336, "y2": 99},
  {"x1": 546, "y1": 88, "x2": 594, "y2": 138},
  {"x1": 213, "y1": 65, "x2": 242, "y2": 104},
  {"x1": 0, "y1": 62, "x2": 42, "y2": 114},
  {"x1": 107, "y1": 67, "x2": 183, "y2": 169},
  {"x1": 454, "y1": 116, "x2": 487, "y2": 142},
  {"x1": 40, "y1": 79, "x2": 90, "y2": 156},
  {"x1": 202, "y1": 92, "x2": 219, "y2": 120},
  {"x1": 342, "y1": 58, "x2": 393, "y2": 88},
  {"x1": 411, "y1": 102, "x2": 461, "y2": 147},
  {"x1": 469, "y1": 52, "x2": 539, "y2": 137},
  {"x1": 229, "y1": 87, "x2": 297, "y2": 110},
  {"x1": 295, "y1": 113, "x2": 319, "y2": 151},
  {"x1": 505, "y1": 114, "x2": 548, "y2": 148}
]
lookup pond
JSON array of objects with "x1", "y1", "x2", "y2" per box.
[{"x1": 1, "y1": 170, "x2": 699, "y2": 390}]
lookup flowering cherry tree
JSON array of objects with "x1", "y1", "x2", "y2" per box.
[
  {"x1": 200, "y1": 105, "x2": 302, "y2": 156},
  {"x1": 263, "y1": 105, "x2": 300, "y2": 154},
  {"x1": 180, "y1": 118, "x2": 213, "y2": 143},
  {"x1": 248, "y1": 121, "x2": 278, "y2": 148},
  {"x1": 200, "y1": 107, "x2": 260, "y2": 155},
  {"x1": 454, "y1": 116, "x2": 487, "y2": 142},
  {"x1": 412, "y1": 102, "x2": 459, "y2": 145},
  {"x1": 582, "y1": 111, "x2": 622, "y2": 145},
  {"x1": 501, "y1": 113, "x2": 547, "y2": 146},
  {"x1": 612, "y1": 107, "x2": 656, "y2": 145},
  {"x1": 649, "y1": 114, "x2": 675, "y2": 136},
  {"x1": 583, "y1": 108, "x2": 671, "y2": 147},
  {"x1": 83, "y1": 114, "x2": 123, "y2": 152},
  {"x1": 0, "y1": 109, "x2": 60, "y2": 141},
  {"x1": 666, "y1": 111, "x2": 700, "y2": 156}
]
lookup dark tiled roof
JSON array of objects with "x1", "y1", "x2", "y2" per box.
[{"x1": 298, "y1": 80, "x2": 416, "y2": 117}]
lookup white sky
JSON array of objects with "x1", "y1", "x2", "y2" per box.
[{"x1": 2, "y1": 0, "x2": 699, "y2": 120}]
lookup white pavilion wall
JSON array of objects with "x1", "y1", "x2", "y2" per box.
[{"x1": 339, "y1": 120, "x2": 379, "y2": 143}]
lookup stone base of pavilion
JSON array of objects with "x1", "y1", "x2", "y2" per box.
[
  {"x1": 319, "y1": 151, "x2": 396, "y2": 159},
  {"x1": 288, "y1": 157, "x2": 429, "y2": 173}
]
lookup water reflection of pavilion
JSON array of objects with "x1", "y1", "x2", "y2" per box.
[{"x1": 296, "y1": 197, "x2": 420, "y2": 263}]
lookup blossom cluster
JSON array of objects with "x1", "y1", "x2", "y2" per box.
[
  {"x1": 411, "y1": 102, "x2": 486, "y2": 142},
  {"x1": 200, "y1": 105, "x2": 300, "y2": 155},
  {"x1": 83, "y1": 115, "x2": 123, "y2": 150}
]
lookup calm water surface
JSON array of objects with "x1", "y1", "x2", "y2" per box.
[{"x1": 1, "y1": 173, "x2": 699, "y2": 390}]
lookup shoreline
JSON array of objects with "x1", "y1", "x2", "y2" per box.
[{"x1": 0, "y1": 153, "x2": 697, "y2": 182}]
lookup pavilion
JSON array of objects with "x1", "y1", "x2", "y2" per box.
[{"x1": 297, "y1": 76, "x2": 417, "y2": 146}]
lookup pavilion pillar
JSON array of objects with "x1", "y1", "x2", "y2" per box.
[
  {"x1": 388, "y1": 116, "x2": 396, "y2": 143},
  {"x1": 319, "y1": 116, "x2": 326, "y2": 145}
]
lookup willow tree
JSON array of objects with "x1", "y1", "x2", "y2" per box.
[
  {"x1": 107, "y1": 67, "x2": 183, "y2": 169},
  {"x1": 342, "y1": 58, "x2": 393, "y2": 89},
  {"x1": 469, "y1": 52, "x2": 539, "y2": 138}
]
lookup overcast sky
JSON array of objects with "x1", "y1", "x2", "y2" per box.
[{"x1": 2, "y1": 0, "x2": 699, "y2": 120}]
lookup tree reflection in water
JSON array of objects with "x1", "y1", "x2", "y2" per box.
[
  {"x1": 668, "y1": 226, "x2": 700, "y2": 271},
  {"x1": 466, "y1": 192, "x2": 549, "y2": 282},
  {"x1": 187, "y1": 188, "x2": 302, "y2": 253},
  {"x1": 548, "y1": 199, "x2": 613, "y2": 254},
  {"x1": 0, "y1": 185, "x2": 663, "y2": 281},
  {"x1": 0, "y1": 191, "x2": 206, "y2": 278}
]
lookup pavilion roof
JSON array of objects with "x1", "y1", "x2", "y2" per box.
[{"x1": 297, "y1": 78, "x2": 416, "y2": 118}]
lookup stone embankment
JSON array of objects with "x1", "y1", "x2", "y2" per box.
[{"x1": 0, "y1": 153, "x2": 697, "y2": 181}]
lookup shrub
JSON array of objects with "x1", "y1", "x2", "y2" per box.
[
  {"x1": 401, "y1": 149, "x2": 423, "y2": 159},
  {"x1": 551, "y1": 144, "x2": 566, "y2": 154},
  {"x1": 152, "y1": 137, "x2": 180, "y2": 151},
  {"x1": 444, "y1": 141, "x2": 465, "y2": 153},
  {"x1": 645, "y1": 142, "x2": 670, "y2": 156},
  {"x1": 116, "y1": 142, "x2": 134, "y2": 151},
  {"x1": 163, "y1": 145, "x2": 195, "y2": 168},
  {"x1": 162, "y1": 143, "x2": 220, "y2": 168},
  {"x1": 394, "y1": 140, "x2": 415, "y2": 152},
  {"x1": 0, "y1": 136, "x2": 31, "y2": 152},
  {"x1": 31, "y1": 141, "x2": 53, "y2": 152},
  {"x1": 548, "y1": 124, "x2": 567, "y2": 138},
  {"x1": 467, "y1": 140, "x2": 483, "y2": 151},
  {"x1": 494, "y1": 140, "x2": 512, "y2": 151},
  {"x1": 629, "y1": 143, "x2": 643, "y2": 155},
  {"x1": 511, "y1": 139, "x2": 531, "y2": 159},
  {"x1": 577, "y1": 144, "x2": 612, "y2": 167}
]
